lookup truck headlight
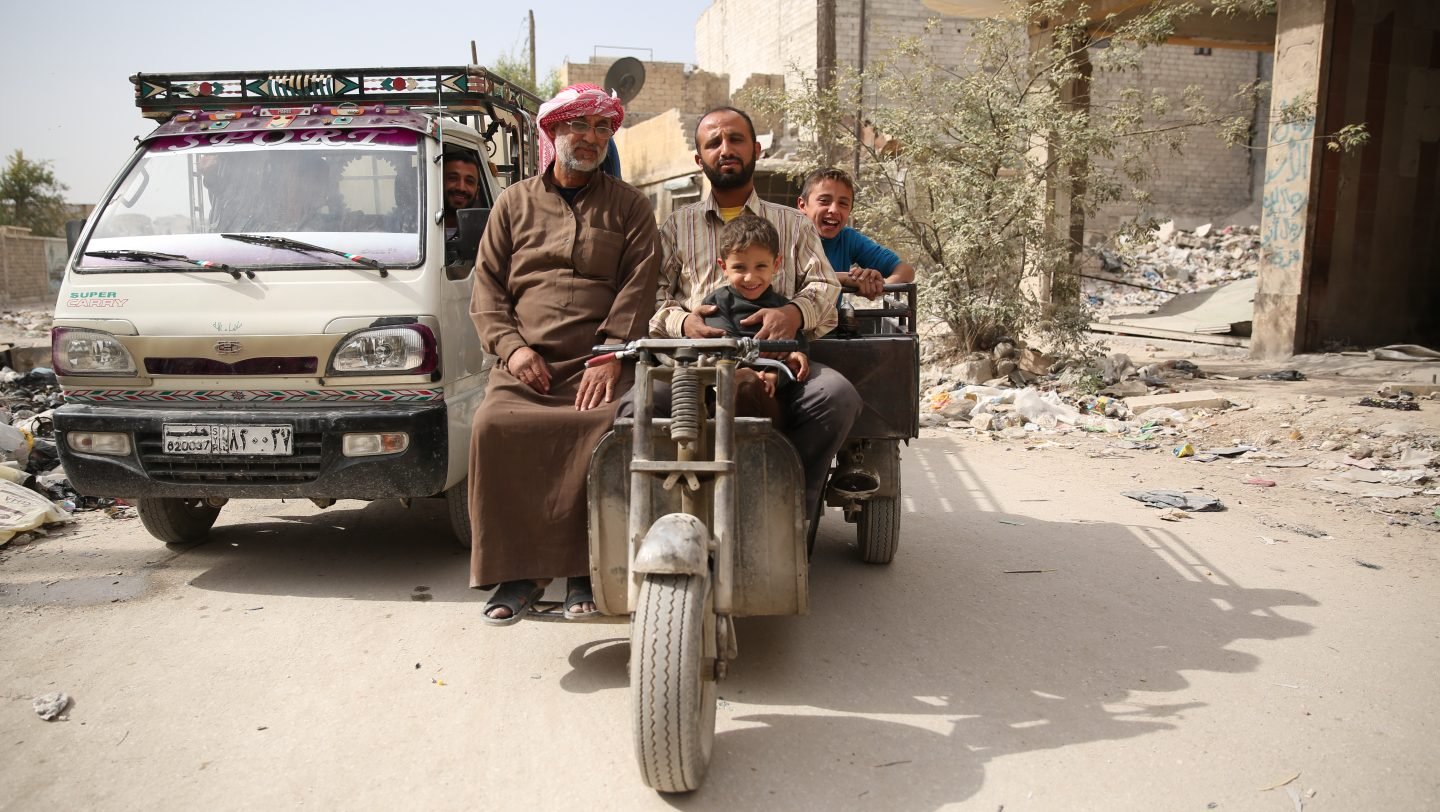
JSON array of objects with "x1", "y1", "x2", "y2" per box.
[
  {"x1": 328, "y1": 324, "x2": 437, "y2": 375},
  {"x1": 52, "y1": 328, "x2": 137, "y2": 376}
]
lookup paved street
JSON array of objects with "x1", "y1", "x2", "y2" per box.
[{"x1": 4, "y1": 431, "x2": 1438, "y2": 810}]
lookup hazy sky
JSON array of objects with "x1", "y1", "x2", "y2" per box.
[{"x1": 0, "y1": 0, "x2": 714, "y2": 203}]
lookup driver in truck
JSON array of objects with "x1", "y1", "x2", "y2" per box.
[{"x1": 442, "y1": 151, "x2": 481, "y2": 236}]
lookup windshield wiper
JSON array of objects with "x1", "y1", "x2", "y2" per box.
[
  {"x1": 220, "y1": 233, "x2": 389, "y2": 277},
  {"x1": 83, "y1": 249, "x2": 251, "y2": 279}
]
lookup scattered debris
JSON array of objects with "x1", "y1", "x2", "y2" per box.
[
  {"x1": 1126, "y1": 390, "x2": 1230, "y2": 412},
  {"x1": 1256, "y1": 370, "x2": 1307, "y2": 381},
  {"x1": 1379, "y1": 382, "x2": 1440, "y2": 397},
  {"x1": 33, "y1": 691, "x2": 71, "y2": 721},
  {"x1": 1123, "y1": 490, "x2": 1225, "y2": 511},
  {"x1": 1355, "y1": 559, "x2": 1383, "y2": 570},
  {"x1": 1358, "y1": 396, "x2": 1419, "y2": 411},
  {"x1": 1309, "y1": 479, "x2": 1418, "y2": 499},
  {"x1": 1002, "y1": 569, "x2": 1056, "y2": 574},
  {"x1": 1244, "y1": 478, "x2": 1277, "y2": 487},
  {"x1": 1370, "y1": 344, "x2": 1440, "y2": 362},
  {"x1": 1259, "y1": 772, "x2": 1302, "y2": 792},
  {"x1": 1173, "y1": 443, "x2": 1195, "y2": 458}
]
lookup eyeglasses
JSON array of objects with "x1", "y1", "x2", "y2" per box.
[{"x1": 562, "y1": 119, "x2": 615, "y2": 139}]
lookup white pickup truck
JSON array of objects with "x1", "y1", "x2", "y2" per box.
[{"x1": 52, "y1": 66, "x2": 540, "y2": 545}]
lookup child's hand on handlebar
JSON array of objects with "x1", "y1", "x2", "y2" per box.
[
  {"x1": 843, "y1": 267, "x2": 886, "y2": 299},
  {"x1": 786, "y1": 352, "x2": 810, "y2": 382}
]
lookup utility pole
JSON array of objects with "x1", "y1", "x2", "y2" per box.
[
  {"x1": 816, "y1": 0, "x2": 837, "y2": 163},
  {"x1": 528, "y1": 10, "x2": 537, "y2": 88}
]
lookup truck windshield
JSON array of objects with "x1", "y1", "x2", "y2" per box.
[{"x1": 80, "y1": 129, "x2": 423, "y2": 271}]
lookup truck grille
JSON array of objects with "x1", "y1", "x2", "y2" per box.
[{"x1": 136, "y1": 431, "x2": 325, "y2": 484}]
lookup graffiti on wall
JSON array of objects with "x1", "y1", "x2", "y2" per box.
[{"x1": 1261, "y1": 106, "x2": 1316, "y2": 270}]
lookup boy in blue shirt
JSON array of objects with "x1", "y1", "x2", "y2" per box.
[{"x1": 796, "y1": 167, "x2": 915, "y2": 300}]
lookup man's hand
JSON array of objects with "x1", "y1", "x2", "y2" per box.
[
  {"x1": 505, "y1": 346, "x2": 551, "y2": 395},
  {"x1": 786, "y1": 352, "x2": 811, "y2": 382},
  {"x1": 574, "y1": 357, "x2": 619, "y2": 411},
  {"x1": 842, "y1": 267, "x2": 886, "y2": 299},
  {"x1": 683, "y1": 305, "x2": 726, "y2": 339},
  {"x1": 739, "y1": 303, "x2": 803, "y2": 341}
]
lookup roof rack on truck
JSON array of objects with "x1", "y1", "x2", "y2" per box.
[
  {"x1": 133, "y1": 65, "x2": 540, "y2": 118},
  {"x1": 131, "y1": 65, "x2": 543, "y2": 185}
]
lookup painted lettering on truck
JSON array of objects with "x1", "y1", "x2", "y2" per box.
[{"x1": 66, "y1": 291, "x2": 129, "y2": 308}]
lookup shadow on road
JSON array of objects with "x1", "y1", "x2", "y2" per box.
[
  {"x1": 182, "y1": 498, "x2": 476, "y2": 603},
  {"x1": 640, "y1": 442, "x2": 1313, "y2": 808},
  {"x1": 171, "y1": 442, "x2": 1317, "y2": 808}
]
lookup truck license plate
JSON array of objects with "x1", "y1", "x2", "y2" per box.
[{"x1": 162, "y1": 424, "x2": 294, "y2": 456}]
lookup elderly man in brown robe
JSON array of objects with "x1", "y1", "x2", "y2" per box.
[{"x1": 468, "y1": 84, "x2": 660, "y2": 624}]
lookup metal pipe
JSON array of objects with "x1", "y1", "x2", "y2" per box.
[
  {"x1": 628, "y1": 361, "x2": 657, "y2": 611},
  {"x1": 712, "y1": 360, "x2": 736, "y2": 615}
]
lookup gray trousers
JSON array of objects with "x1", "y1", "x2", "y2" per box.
[{"x1": 616, "y1": 360, "x2": 862, "y2": 513}]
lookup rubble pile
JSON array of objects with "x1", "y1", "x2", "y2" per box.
[
  {"x1": 0, "y1": 363, "x2": 121, "y2": 545},
  {"x1": 1084, "y1": 222, "x2": 1261, "y2": 317},
  {"x1": 919, "y1": 340, "x2": 1440, "y2": 529},
  {"x1": 0, "y1": 309, "x2": 53, "y2": 340}
]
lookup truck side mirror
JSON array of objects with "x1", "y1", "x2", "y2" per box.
[
  {"x1": 64, "y1": 219, "x2": 86, "y2": 255},
  {"x1": 445, "y1": 207, "x2": 491, "y2": 277}
]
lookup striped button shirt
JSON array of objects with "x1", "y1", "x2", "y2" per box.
[{"x1": 652, "y1": 190, "x2": 840, "y2": 339}]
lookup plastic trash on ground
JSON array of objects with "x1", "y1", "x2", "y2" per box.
[{"x1": 0, "y1": 478, "x2": 71, "y2": 544}]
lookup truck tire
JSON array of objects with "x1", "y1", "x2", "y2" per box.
[
  {"x1": 632, "y1": 573, "x2": 716, "y2": 793},
  {"x1": 445, "y1": 480, "x2": 472, "y2": 549},
  {"x1": 138, "y1": 497, "x2": 221, "y2": 545}
]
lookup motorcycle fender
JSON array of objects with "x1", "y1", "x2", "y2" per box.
[{"x1": 633, "y1": 513, "x2": 710, "y2": 575}]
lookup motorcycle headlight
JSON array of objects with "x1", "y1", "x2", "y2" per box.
[
  {"x1": 328, "y1": 324, "x2": 438, "y2": 375},
  {"x1": 52, "y1": 328, "x2": 137, "y2": 376}
]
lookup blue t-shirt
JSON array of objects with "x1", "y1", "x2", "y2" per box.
[{"x1": 822, "y1": 226, "x2": 902, "y2": 278}]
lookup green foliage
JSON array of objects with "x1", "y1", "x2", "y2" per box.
[
  {"x1": 490, "y1": 52, "x2": 561, "y2": 100},
  {"x1": 745, "y1": 0, "x2": 1367, "y2": 357},
  {"x1": 0, "y1": 150, "x2": 69, "y2": 238}
]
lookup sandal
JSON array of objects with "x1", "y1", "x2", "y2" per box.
[
  {"x1": 482, "y1": 580, "x2": 546, "y2": 627},
  {"x1": 563, "y1": 576, "x2": 600, "y2": 621}
]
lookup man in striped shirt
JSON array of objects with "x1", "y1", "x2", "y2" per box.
[{"x1": 649, "y1": 106, "x2": 864, "y2": 519}]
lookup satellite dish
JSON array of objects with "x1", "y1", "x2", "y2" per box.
[{"x1": 603, "y1": 57, "x2": 647, "y2": 106}]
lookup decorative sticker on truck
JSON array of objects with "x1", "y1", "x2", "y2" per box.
[
  {"x1": 66, "y1": 291, "x2": 129, "y2": 309},
  {"x1": 149, "y1": 128, "x2": 417, "y2": 152},
  {"x1": 64, "y1": 388, "x2": 443, "y2": 403}
]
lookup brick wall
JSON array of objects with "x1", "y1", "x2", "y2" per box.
[
  {"x1": 1087, "y1": 46, "x2": 1267, "y2": 235},
  {"x1": 0, "y1": 226, "x2": 63, "y2": 307},
  {"x1": 560, "y1": 59, "x2": 730, "y2": 127}
]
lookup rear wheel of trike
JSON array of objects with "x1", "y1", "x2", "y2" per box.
[
  {"x1": 632, "y1": 573, "x2": 716, "y2": 793},
  {"x1": 856, "y1": 469, "x2": 901, "y2": 564},
  {"x1": 138, "y1": 497, "x2": 222, "y2": 545}
]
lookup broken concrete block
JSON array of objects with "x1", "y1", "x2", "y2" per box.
[
  {"x1": 1019, "y1": 348, "x2": 1056, "y2": 376},
  {"x1": 956, "y1": 356, "x2": 996, "y2": 385},
  {"x1": 1379, "y1": 382, "x2": 1440, "y2": 397},
  {"x1": 970, "y1": 413, "x2": 996, "y2": 431},
  {"x1": 1124, "y1": 390, "x2": 1230, "y2": 412},
  {"x1": 995, "y1": 359, "x2": 1017, "y2": 377}
]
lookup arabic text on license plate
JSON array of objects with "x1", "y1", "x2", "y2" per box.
[{"x1": 162, "y1": 424, "x2": 294, "y2": 456}]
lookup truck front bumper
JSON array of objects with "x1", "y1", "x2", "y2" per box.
[{"x1": 54, "y1": 402, "x2": 450, "y2": 499}]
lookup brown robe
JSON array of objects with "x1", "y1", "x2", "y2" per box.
[{"x1": 467, "y1": 170, "x2": 659, "y2": 587}]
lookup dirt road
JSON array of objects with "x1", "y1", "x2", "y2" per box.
[{"x1": 4, "y1": 378, "x2": 1438, "y2": 810}]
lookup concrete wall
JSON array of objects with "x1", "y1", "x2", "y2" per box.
[
  {"x1": 0, "y1": 226, "x2": 64, "y2": 307},
  {"x1": 695, "y1": 0, "x2": 1263, "y2": 231}
]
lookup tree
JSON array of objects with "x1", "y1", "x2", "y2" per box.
[
  {"x1": 490, "y1": 52, "x2": 561, "y2": 100},
  {"x1": 746, "y1": 0, "x2": 1364, "y2": 356},
  {"x1": 0, "y1": 150, "x2": 70, "y2": 238}
]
